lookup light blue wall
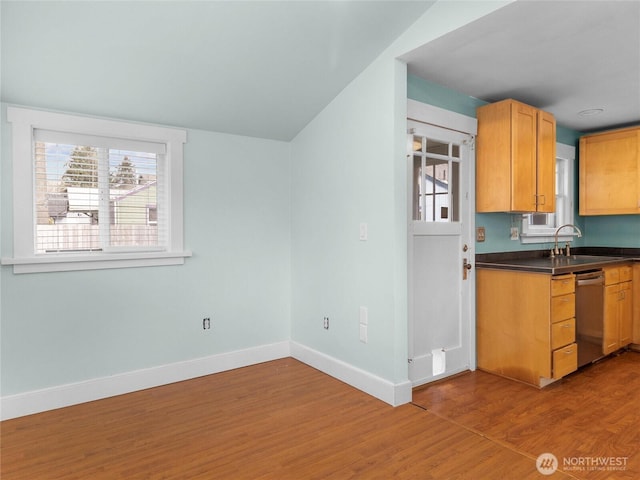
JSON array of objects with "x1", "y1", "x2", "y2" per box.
[
  {"x1": 582, "y1": 215, "x2": 640, "y2": 247},
  {"x1": 1, "y1": 105, "x2": 292, "y2": 395},
  {"x1": 290, "y1": 60, "x2": 403, "y2": 382},
  {"x1": 0, "y1": 0, "x2": 515, "y2": 399},
  {"x1": 290, "y1": 2, "x2": 512, "y2": 384}
]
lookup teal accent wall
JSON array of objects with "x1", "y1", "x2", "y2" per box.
[
  {"x1": 581, "y1": 215, "x2": 640, "y2": 247},
  {"x1": 408, "y1": 75, "x2": 640, "y2": 253},
  {"x1": 1, "y1": 105, "x2": 292, "y2": 395}
]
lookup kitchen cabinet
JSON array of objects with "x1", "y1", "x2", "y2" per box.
[
  {"x1": 633, "y1": 263, "x2": 640, "y2": 345},
  {"x1": 579, "y1": 126, "x2": 640, "y2": 215},
  {"x1": 603, "y1": 264, "x2": 633, "y2": 354},
  {"x1": 476, "y1": 98, "x2": 556, "y2": 213},
  {"x1": 477, "y1": 269, "x2": 576, "y2": 387}
]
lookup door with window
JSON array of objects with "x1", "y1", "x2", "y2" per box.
[{"x1": 407, "y1": 119, "x2": 475, "y2": 386}]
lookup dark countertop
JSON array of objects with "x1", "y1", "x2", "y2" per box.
[{"x1": 476, "y1": 247, "x2": 640, "y2": 275}]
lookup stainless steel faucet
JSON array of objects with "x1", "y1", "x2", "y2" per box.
[{"x1": 552, "y1": 224, "x2": 583, "y2": 257}]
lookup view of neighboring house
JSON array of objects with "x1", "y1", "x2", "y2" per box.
[{"x1": 38, "y1": 179, "x2": 158, "y2": 253}]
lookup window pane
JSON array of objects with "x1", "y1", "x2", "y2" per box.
[
  {"x1": 426, "y1": 139, "x2": 448, "y2": 155},
  {"x1": 451, "y1": 160, "x2": 460, "y2": 221},
  {"x1": 412, "y1": 136, "x2": 423, "y2": 152},
  {"x1": 34, "y1": 142, "x2": 159, "y2": 253},
  {"x1": 425, "y1": 158, "x2": 449, "y2": 222},
  {"x1": 109, "y1": 150, "x2": 158, "y2": 248},
  {"x1": 410, "y1": 132, "x2": 462, "y2": 224},
  {"x1": 34, "y1": 142, "x2": 102, "y2": 253}
]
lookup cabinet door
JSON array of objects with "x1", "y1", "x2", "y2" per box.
[
  {"x1": 536, "y1": 110, "x2": 556, "y2": 213},
  {"x1": 603, "y1": 284, "x2": 620, "y2": 355},
  {"x1": 634, "y1": 264, "x2": 640, "y2": 344},
  {"x1": 619, "y1": 281, "x2": 633, "y2": 347},
  {"x1": 511, "y1": 102, "x2": 538, "y2": 211},
  {"x1": 579, "y1": 128, "x2": 640, "y2": 215}
]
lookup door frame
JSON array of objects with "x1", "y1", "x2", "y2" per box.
[{"x1": 406, "y1": 99, "x2": 478, "y2": 385}]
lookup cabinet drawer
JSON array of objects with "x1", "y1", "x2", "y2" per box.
[
  {"x1": 604, "y1": 267, "x2": 620, "y2": 285},
  {"x1": 551, "y1": 274, "x2": 575, "y2": 296},
  {"x1": 551, "y1": 293, "x2": 575, "y2": 322},
  {"x1": 553, "y1": 342, "x2": 577, "y2": 379},
  {"x1": 551, "y1": 318, "x2": 575, "y2": 350},
  {"x1": 620, "y1": 265, "x2": 633, "y2": 282}
]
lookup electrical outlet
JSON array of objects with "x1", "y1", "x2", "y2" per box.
[
  {"x1": 203, "y1": 317, "x2": 211, "y2": 330},
  {"x1": 476, "y1": 227, "x2": 486, "y2": 242},
  {"x1": 359, "y1": 223, "x2": 368, "y2": 241},
  {"x1": 510, "y1": 227, "x2": 519, "y2": 240},
  {"x1": 359, "y1": 324, "x2": 368, "y2": 343},
  {"x1": 323, "y1": 316, "x2": 329, "y2": 330}
]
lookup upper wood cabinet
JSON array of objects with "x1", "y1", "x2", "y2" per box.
[
  {"x1": 579, "y1": 126, "x2": 640, "y2": 215},
  {"x1": 476, "y1": 99, "x2": 556, "y2": 213}
]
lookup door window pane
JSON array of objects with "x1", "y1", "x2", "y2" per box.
[{"x1": 411, "y1": 135, "x2": 461, "y2": 223}]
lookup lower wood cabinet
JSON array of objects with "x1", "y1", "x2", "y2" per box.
[
  {"x1": 603, "y1": 264, "x2": 633, "y2": 354},
  {"x1": 552, "y1": 343, "x2": 578, "y2": 379},
  {"x1": 634, "y1": 264, "x2": 640, "y2": 344},
  {"x1": 477, "y1": 269, "x2": 577, "y2": 387}
]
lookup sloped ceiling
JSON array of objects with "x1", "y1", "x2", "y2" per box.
[
  {"x1": 1, "y1": 0, "x2": 434, "y2": 141},
  {"x1": 401, "y1": 0, "x2": 640, "y2": 133}
]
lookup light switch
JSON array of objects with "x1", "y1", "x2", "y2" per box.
[{"x1": 359, "y1": 306, "x2": 368, "y2": 325}]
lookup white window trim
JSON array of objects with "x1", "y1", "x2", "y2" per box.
[
  {"x1": 520, "y1": 142, "x2": 576, "y2": 244},
  {"x1": 2, "y1": 106, "x2": 191, "y2": 273}
]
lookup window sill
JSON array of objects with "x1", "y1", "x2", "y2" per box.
[
  {"x1": 520, "y1": 234, "x2": 576, "y2": 245},
  {"x1": 1, "y1": 250, "x2": 192, "y2": 274}
]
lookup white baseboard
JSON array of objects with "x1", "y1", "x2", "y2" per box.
[
  {"x1": 0, "y1": 341, "x2": 290, "y2": 420},
  {"x1": 1, "y1": 340, "x2": 412, "y2": 420},
  {"x1": 290, "y1": 341, "x2": 412, "y2": 407}
]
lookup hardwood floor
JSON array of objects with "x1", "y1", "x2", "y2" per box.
[
  {"x1": 413, "y1": 350, "x2": 640, "y2": 480},
  {"x1": 4, "y1": 353, "x2": 636, "y2": 479}
]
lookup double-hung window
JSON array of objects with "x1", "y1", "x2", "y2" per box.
[{"x1": 4, "y1": 106, "x2": 191, "y2": 273}]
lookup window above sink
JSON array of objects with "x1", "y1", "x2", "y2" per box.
[{"x1": 521, "y1": 143, "x2": 576, "y2": 244}]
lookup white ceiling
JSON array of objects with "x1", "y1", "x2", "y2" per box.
[
  {"x1": 1, "y1": 0, "x2": 434, "y2": 141},
  {"x1": 402, "y1": 0, "x2": 640, "y2": 133}
]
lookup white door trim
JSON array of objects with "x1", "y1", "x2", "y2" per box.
[{"x1": 408, "y1": 99, "x2": 478, "y2": 136}]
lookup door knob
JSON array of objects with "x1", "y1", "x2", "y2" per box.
[{"x1": 463, "y1": 258, "x2": 472, "y2": 280}]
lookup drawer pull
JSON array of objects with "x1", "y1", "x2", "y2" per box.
[
  {"x1": 561, "y1": 324, "x2": 571, "y2": 328},
  {"x1": 564, "y1": 349, "x2": 574, "y2": 354}
]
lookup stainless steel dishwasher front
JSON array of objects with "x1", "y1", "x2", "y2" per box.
[{"x1": 575, "y1": 270, "x2": 605, "y2": 367}]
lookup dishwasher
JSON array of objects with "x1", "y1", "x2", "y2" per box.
[{"x1": 575, "y1": 270, "x2": 605, "y2": 367}]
